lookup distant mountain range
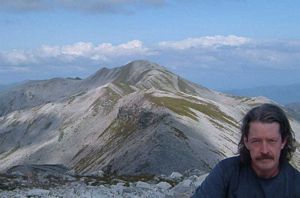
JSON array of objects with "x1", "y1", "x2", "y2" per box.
[
  {"x1": 225, "y1": 84, "x2": 300, "y2": 105},
  {"x1": 0, "y1": 60, "x2": 299, "y2": 176}
]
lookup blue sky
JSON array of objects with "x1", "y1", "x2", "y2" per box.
[{"x1": 1, "y1": 0, "x2": 300, "y2": 90}]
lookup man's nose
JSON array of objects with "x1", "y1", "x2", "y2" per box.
[{"x1": 261, "y1": 141, "x2": 269, "y2": 154}]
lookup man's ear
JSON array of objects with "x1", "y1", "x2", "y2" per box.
[
  {"x1": 281, "y1": 137, "x2": 287, "y2": 149},
  {"x1": 244, "y1": 136, "x2": 249, "y2": 150}
]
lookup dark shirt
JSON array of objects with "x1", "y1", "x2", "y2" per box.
[{"x1": 192, "y1": 156, "x2": 300, "y2": 198}]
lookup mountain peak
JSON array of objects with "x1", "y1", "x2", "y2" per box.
[
  {"x1": 0, "y1": 60, "x2": 214, "y2": 116},
  {"x1": 84, "y1": 60, "x2": 210, "y2": 96},
  {"x1": 113, "y1": 60, "x2": 167, "y2": 83},
  {"x1": 85, "y1": 60, "x2": 166, "y2": 87},
  {"x1": 122, "y1": 60, "x2": 166, "y2": 71}
]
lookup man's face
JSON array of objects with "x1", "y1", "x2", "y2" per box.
[{"x1": 244, "y1": 121, "x2": 287, "y2": 178}]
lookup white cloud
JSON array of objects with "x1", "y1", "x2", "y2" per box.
[
  {"x1": 1, "y1": 36, "x2": 300, "y2": 89},
  {"x1": 1, "y1": 36, "x2": 300, "y2": 77},
  {"x1": 39, "y1": 40, "x2": 153, "y2": 60},
  {"x1": 94, "y1": 40, "x2": 154, "y2": 57},
  {"x1": 159, "y1": 35, "x2": 251, "y2": 50},
  {"x1": 39, "y1": 45, "x2": 61, "y2": 57},
  {"x1": 61, "y1": 42, "x2": 94, "y2": 56},
  {"x1": 1, "y1": 50, "x2": 36, "y2": 65},
  {"x1": 0, "y1": 40, "x2": 154, "y2": 68}
]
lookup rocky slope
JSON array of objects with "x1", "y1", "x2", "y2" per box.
[
  {"x1": 0, "y1": 60, "x2": 299, "y2": 178},
  {"x1": 0, "y1": 164, "x2": 206, "y2": 197}
]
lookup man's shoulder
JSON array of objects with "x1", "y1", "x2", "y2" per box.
[
  {"x1": 285, "y1": 163, "x2": 300, "y2": 177},
  {"x1": 218, "y1": 156, "x2": 241, "y2": 170},
  {"x1": 284, "y1": 162, "x2": 300, "y2": 172},
  {"x1": 210, "y1": 156, "x2": 243, "y2": 179},
  {"x1": 284, "y1": 163, "x2": 300, "y2": 196}
]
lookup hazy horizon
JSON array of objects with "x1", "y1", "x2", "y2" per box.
[
  {"x1": 1, "y1": 1, "x2": 300, "y2": 90},
  {"x1": 1, "y1": 60, "x2": 300, "y2": 92}
]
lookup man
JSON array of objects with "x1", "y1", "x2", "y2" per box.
[{"x1": 192, "y1": 103, "x2": 300, "y2": 198}]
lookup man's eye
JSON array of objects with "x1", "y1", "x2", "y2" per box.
[
  {"x1": 251, "y1": 140, "x2": 261, "y2": 144},
  {"x1": 268, "y1": 139, "x2": 277, "y2": 143}
]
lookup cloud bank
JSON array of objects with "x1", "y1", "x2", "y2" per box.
[
  {"x1": 1, "y1": 35, "x2": 300, "y2": 89},
  {"x1": 159, "y1": 35, "x2": 250, "y2": 50},
  {"x1": 1, "y1": 35, "x2": 300, "y2": 69},
  {"x1": 39, "y1": 40, "x2": 153, "y2": 60},
  {"x1": 1, "y1": 40, "x2": 153, "y2": 65}
]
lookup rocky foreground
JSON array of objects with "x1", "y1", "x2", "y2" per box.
[{"x1": 0, "y1": 165, "x2": 207, "y2": 197}]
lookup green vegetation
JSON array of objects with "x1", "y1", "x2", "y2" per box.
[
  {"x1": 74, "y1": 117, "x2": 139, "y2": 173},
  {"x1": 73, "y1": 107, "x2": 162, "y2": 173},
  {"x1": 208, "y1": 118, "x2": 226, "y2": 130},
  {"x1": 113, "y1": 82, "x2": 135, "y2": 95},
  {"x1": 147, "y1": 95, "x2": 198, "y2": 121},
  {"x1": 102, "y1": 87, "x2": 121, "y2": 114},
  {"x1": 90, "y1": 87, "x2": 120, "y2": 115},
  {"x1": 176, "y1": 93, "x2": 206, "y2": 103},
  {"x1": 147, "y1": 94, "x2": 238, "y2": 128},
  {"x1": 178, "y1": 77, "x2": 197, "y2": 95},
  {"x1": 105, "y1": 87, "x2": 120, "y2": 101},
  {"x1": 68, "y1": 91, "x2": 87, "y2": 104},
  {"x1": 91, "y1": 96, "x2": 102, "y2": 115},
  {"x1": 71, "y1": 145, "x2": 89, "y2": 161},
  {"x1": 97, "y1": 115, "x2": 139, "y2": 142}
]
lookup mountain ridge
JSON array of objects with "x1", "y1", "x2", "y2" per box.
[
  {"x1": 0, "y1": 60, "x2": 299, "y2": 176},
  {"x1": 0, "y1": 60, "x2": 215, "y2": 117}
]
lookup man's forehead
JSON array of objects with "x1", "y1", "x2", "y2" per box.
[{"x1": 248, "y1": 121, "x2": 281, "y2": 138}]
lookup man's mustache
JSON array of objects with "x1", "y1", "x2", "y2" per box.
[{"x1": 255, "y1": 154, "x2": 274, "y2": 161}]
